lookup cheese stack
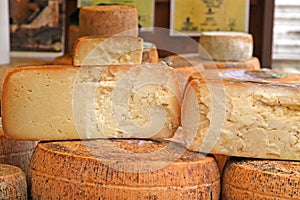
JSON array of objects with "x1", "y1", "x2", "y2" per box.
[
  {"x1": 222, "y1": 158, "x2": 300, "y2": 199},
  {"x1": 29, "y1": 139, "x2": 221, "y2": 200},
  {"x1": 2, "y1": 64, "x2": 181, "y2": 140},
  {"x1": 0, "y1": 164, "x2": 27, "y2": 199},
  {"x1": 181, "y1": 69, "x2": 300, "y2": 161}
]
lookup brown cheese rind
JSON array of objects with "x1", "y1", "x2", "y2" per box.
[
  {"x1": 222, "y1": 158, "x2": 300, "y2": 199},
  {"x1": 29, "y1": 139, "x2": 220, "y2": 200}
]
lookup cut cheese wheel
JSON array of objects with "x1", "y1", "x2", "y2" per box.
[
  {"x1": 181, "y1": 69, "x2": 300, "y2": 160},
  {"x1": 199, "y1": 32, "x2": 253, "y2": 62},
  {"x1": 164, "y1": 54, "x2": 260, "y2": 69},
  {"x1": 2, "y1": 65, "x2": 181, "y2": 140},
  {"x1": 68, "y1": 25, "x2": 81, "y2": 55},
  {"x1": 29, "y1": 139, "x2": 220, "y2": 200},
  {"x1": 79, "y1": 5, "x2": 138, "y2": 37},
  {"x1": 142, "y1": 42, "x2": 159, "y2": 63},
  {"x1": 222, "y1": 158, "x2": 300, "y2": 199},
  {"x1": 72, "y1": 36, "x2": 143, "y2": 66},
  {"x1": 0, "y1": 164, "x2": 27, "y2": 199}
]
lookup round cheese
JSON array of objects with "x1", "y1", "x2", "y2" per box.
[
  {"x1": 199, "y1": 31, "x2": 253, "y2": 62},
  {"x1": 79, "y1": 5, "x2": 138, "y2": 37},
  {"x1": 142, "y1": 42, "x2": 159, "y2": 63},
  {"x1": 67, "y1": 25, "x2": 81, "y2": 55},
  {"x1": 0, "y1": 164, "x2": 27, "y2": 199},
  {"x1": 222, "y1": 158, "x2": 300, "y2": 199},
  {"x1": 29, "y1": 139, "x2": 220, "y2": 199}
]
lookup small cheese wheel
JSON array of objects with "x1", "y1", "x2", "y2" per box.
[
  {"x1": 29, "y1": 139, "x2": 220, "y2": 200},
  {"x1": 142, "y1": 42, "x2": 159, "y2": 63},
  {"x1": 0, "y1": 164, "x2": 27, "y2": 199},
  {"x1": 222, "y1": 158, "x2": 300, "y2": 199},
  {"x1": 199, "y1": 31, "x2": 253, "y2": 62},
  {"x1": 79, "y1": 5, "x2": 138, "y2": 37}
]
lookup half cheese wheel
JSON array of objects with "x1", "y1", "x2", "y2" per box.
[
  {"x1": 79, "y1": 5, "x2": 138, "y2": 37},
  {"x1": 29, "y1": 139, "x2": 220, "y2": 200},
  {"x1": 182, "y1": 69, "x2": 300, "y2": 160},
  {"x1": 222, "y1": 158, "x2": 300, "y2": 199},
  {"x1": 0, "y1": 164, "x2": 27, "y2": 199},
  {"x1": 2, "y1": 65, "x2": 181, "y2": 140},
  {"x1": 199, "y1": 32, "x2": 253, "y2": 62}
]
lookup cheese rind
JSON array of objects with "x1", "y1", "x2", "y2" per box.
[
  {"x1": 0, "y1": 164, "x2": 27, "y2": 199},
  {"x1": 29, "y1": 139, "x2": 220, "y2": 200},
  {"x1": 222, "y1": 158, "x2": 300, "y2": 199},
  {"x1": 182, "y1": 70, "x2": 300, "y2": 160},
  {"x1": 199, "y1": 32, "x2": 253, "y2": 62},
  {"x1": 72, "y1": 36, "x2": 143, "y2": 66},
  {"x1": 2, "y1": 65, "x2": 181, "y2": 140},
  {"x1": 79, "y1": 5, "x2": 138, "y2": 37}
]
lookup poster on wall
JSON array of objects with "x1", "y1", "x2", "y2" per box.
[
  {"x1": 9, "y1": 0, "x2": 65, "y2": 58},
  {"x1": 77, "y1": 0, "x2": 155, "y2": 31},
  {"x1": 170, "y1": 0, "x2": 250, "y2": 36}
]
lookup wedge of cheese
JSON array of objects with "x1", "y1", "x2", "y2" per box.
[
  {"x1": 72, "y1": 36, "x2": 143, "y2": 66},
  {"x1": 79, "y1": 5, "x2": 138, "y2": 37},
  {"x1": 2, "y1": 64, "x2": 181, "y2": 140},
  {"x1": 182, "y1": 69, "x2": 300, "y2": 160},
  {"x1": 222, "y1": 158, "x2": 300, "y2": 199},
  {"x1": 29, "y1": 139, "x2": 220, "y2": 200},
  {"x1": 0, "y1": 164, "x2": 27, "y2": 199},
  {"x1": 199, "y1": 32, "x2": 253, "y2": 62},
  {"x1": 142, "y1": 42, "x2": 159, "y2": 64}
]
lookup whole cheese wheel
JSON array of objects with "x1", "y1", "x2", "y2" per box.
[
  {"x1": 199, "y1": 31, "x2": 253, "y2": 62},
  {"x1": 79, "y1": 5, "x2": 138, "y2": 37},
  {"x1": 2, "y1": 65, "x2": 181, "y2": 140},
  {"x1": 142, "y1": 42, "x2": 159, "y2": 63},
  {"x1": 182, "y1": 69, "x2": 300, "y2": 160},
  {"x1": 0, "y1": 164, "x2": 27, "y2": 199},
  {"x1": 29, "y1": 139, "x2": 220, "y2": 200},
  {"x1": 222, "y1": 158, "x2": 300, "y2": 199}
]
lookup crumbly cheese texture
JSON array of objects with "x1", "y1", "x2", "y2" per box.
[
  {"x1": 142, "y1": 42, "x2": 159, "y2": 64},
  {"x1": 199, "y1": 31, "x2": 253, "y2": 62},
  {"x1": 0, "y1": 164, "x2": 27, "y2": 200},
  {"x1": 222, "y1": 158, "x2": 300, "y2": 199},
  {"x1": 79, "y1": 5, "x2": 138, "y2": 37},
  {"x1": 182, "y1": 70, "x2": 300, "y2": 160},
  {"x1": 73, "y1": 36, "x2": 143, "y2": 66},
  {"x1": 2, "y1": 65, "x2": 181, "y2": 140},
  {"x1": 29, "y1": 139, "x2": 220, "y2": 200}
]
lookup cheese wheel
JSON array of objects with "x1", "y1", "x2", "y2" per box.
[
  {"x1": 199, "y1": 32, "x2": 253, "y2": 62},
  {"x1": 142, "y1": 42, "x2": 159, "y2": 63},
  {"x1": 222, "y1": 158, "x2": 300, "y2": 199},
  {"x1": 0, "y1": 164, "x2": 27, "y2": 199},
  {"x1": 68, "y1": 25, "x2": 81, "y2": 55},
  {"x1": 79, "y1": 5, "x2": 138, "y2": 37},
  {"x1": 72, "y1": 36, "x2": 143, "y2": 66},
  {"x1": 29, "y1": 139, "x2": 220, "y2": 200},
  {"x1": 2, "y1": 65, "x2": 181, "y2": 140},
  {"x1": 182, "y1": 69, "x2": 300, "y2": 160},
  {"x1": 164, "y1": 54, "x2": 260, "y2": 69}
]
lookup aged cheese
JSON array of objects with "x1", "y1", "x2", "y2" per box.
[
  {"x1": 222, "y1": 158, "x2": 300, "y2": 199},
  {"x1": 29, "y1": 139, "x2": 220, "y2": 200},
  {"x1": 72, "y1": 36, "x2": 143, "y2": 66},
  {"x1": 164, "y1": 54, "x2": 260, "y2": 69},
  {"x1": 68, "y1": 25, "x2": 80, "y2": 55},
  {"x1": 2, "y1": 65, "x2": 181, "y2": 140},
  {"x1": 142, "y1": 42, "x2": 159, "y2": 63},
  {"x1": 199, "y1": 32, "x2": 253, "y2": 62},
  {"x1": 79, "y1": 5, "x2": 138, "y2": 37},
  {"x1": 0, "y1": 164, "x2": 27, "y2": 199},
  {"x1": 181, "y1": 69, "x2": 300, "y2": 160}
]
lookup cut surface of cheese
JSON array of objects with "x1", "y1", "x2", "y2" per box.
[
  {"x1": 181, "y1": 69, "x2": 300, "y2": 160},
  {"x1": 2, "y1": 65, "x2": 181, "y2": 140},
  {"x1": 0, "y1": 164, "x2": 27, "y2": 199},
  {"x1": 29, "y1": 139, "x2": 220, "y2": 200},
  {"x1": 222, "y1": 158, "x2": 300, "y2": 199},
  {"x1": 199, "y1": 31, "x2": 253, "y2": 62},
  {"x1": 73, "y1": 36, "x2": 143, "y2": 66},
  {"x1": 142, "y1": 42, "x2": 159, "y2": 63},
  {"x1": 79, "y1": 5, "x2": 138, "y2": 37}
]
